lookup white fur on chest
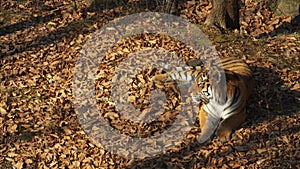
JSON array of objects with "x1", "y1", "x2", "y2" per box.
[{"x1": 203, "y1": 97, "x2": 236, "y2": 120}]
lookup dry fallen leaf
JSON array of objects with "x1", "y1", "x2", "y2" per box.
[
  {"x1": 0, "y1": 107, "x2": 7, "y2": 115},
  {"x1": 0, "y1": 0, "x2": 299, "y2": 168}
]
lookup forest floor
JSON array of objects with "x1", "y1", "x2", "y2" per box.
[{"x1": 0, "y1": 0, "x2": 299, "y2": 168}]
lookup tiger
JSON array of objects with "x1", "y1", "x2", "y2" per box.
[{"x1": 151, "y1": 57, "x2": 255, "y2": 143}]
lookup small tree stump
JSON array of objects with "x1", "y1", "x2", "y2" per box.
[{"x1": 204, "y1": 0, "x2": 240, "y2": 30}]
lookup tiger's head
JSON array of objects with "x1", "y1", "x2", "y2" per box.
[{"x1": 189, "y1": 71, "x2": 211, "y2": 104}]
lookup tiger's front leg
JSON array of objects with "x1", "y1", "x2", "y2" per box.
[
  {"x1": 198, "y1": 106, "x2": 220, "y2": 143},
  {"x1": 215, "y1": 108, "x2": 246, "y2": 142}
]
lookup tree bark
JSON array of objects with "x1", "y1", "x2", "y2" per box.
[
  {"x1": 205, "y1": 0, "x2": 240, "y2": 30},
  {"x1": 276, "y1": 0, "x2": 300, "y2": 19},
  {"x1": 157, "y1": 0, "x2": 179, "y2": 14}
]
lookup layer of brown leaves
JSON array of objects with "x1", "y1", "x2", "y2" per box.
[{"x1": 1, "y1": 0, "x2": 299, "y2": 168}]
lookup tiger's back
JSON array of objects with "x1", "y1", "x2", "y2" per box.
[{"x1": 218, "y1": 57, "x2": 255, "y2": 97}]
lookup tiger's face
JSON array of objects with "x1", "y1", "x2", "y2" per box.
[{"x1": 189, "y1": 72, "x2": 211, "y2": 104}]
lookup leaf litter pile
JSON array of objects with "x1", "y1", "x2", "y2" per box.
[{"x1": 0, "y1": 0, "x2": 299, "y2": 168}]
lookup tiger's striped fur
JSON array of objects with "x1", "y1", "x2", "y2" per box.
[{"x1": 152, "y1": 57, "x2": 255, "y2": 143}]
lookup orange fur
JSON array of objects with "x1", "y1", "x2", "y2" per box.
[{"x1": 152, "y1": 57, "x2": 254, "y2": 143}]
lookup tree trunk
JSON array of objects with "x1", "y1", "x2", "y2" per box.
[
  {"x1": 157, "y1": 0, "x2": 179, "y2": 14},
  {"x1": 276, "y1": 0, "x2": 300, "y2": 19},
  {"x1": 205, "y1": 0, "x2": 239, "y2": 30}
]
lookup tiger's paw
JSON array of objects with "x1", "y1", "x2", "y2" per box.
[{"x1": 215, "y1": 129, "x2": 232, "y2": 142}]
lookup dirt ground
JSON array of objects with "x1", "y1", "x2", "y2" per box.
[{"x1": 0, "y1": 0, "x2": 299, "y2": 168}]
